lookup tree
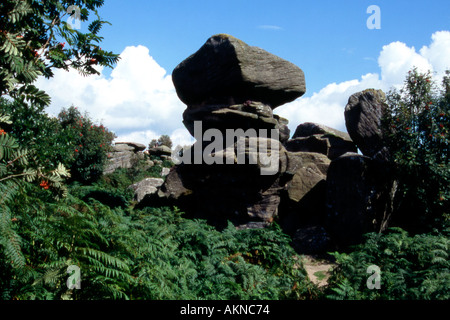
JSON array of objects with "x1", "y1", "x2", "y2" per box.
[
  {"x1": 157, "y1": 135, "x2": 173, "y2": 149},
  {"x1": 383, "y1": 68, "x2": 449, "y2": 233},
  {"x1": 149, "y1": 135, "x2": 173, "y2": 149},
  {"x1": 0, "y1": 0, "x2": 119, "y2": 106},
  {"x1": 58, "y1": 106, "x2": 116, "y2": 183}
]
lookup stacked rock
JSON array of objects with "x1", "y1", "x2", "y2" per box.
[
  {"x1": 156, "y1": 34, "x2": 306, "y2": 228},
  {"x1": 172, "y1": 34, "x2": 305, "y2": 143},
  {"x1": 325, "y1": 89, "x2": 393, "y2": 246},
  {"x1": 285, "y1": 122, "x2": 357, "y2": 160},
  {"x1": 104, "y1": 142, "x2": 147, "y2": 174}
]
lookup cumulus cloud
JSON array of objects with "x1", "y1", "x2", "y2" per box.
[
  {"x1": 36, "y1": 31, "x2": 450, "y2": 148},
  {"x1": 36, "y1": 45, "x2": 189, "y2": 147},
  {"x1": 275, "y1": 73, "x2": 384, "y2": 132},
  {"x1": 275, "y1": 30, "x2": 450, "y2": 134}
]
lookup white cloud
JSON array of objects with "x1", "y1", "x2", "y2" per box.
[
  {"x1": 275, "y1": 30, "x2": 450, "y2": 134},
  {"x1": 378, "y1": 41, "x2": 433, "y2": 87},
  {"x1": 36, "y1": 45, "x2": 188, "y2": 147},
  {"x1": 36, "y1": 31, "x2": 450, "y2": 148},
  {"x1": 419, "y1": 31, "x2": 450, "y2": 78},
  {"x1": 258, "y1": 25, "x2": 283, "y2": 31},
  {"x1": 275, "y1": 73, "x2": 384, "y2": 133}
]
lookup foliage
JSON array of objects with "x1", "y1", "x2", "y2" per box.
[
  {"x1": 0, "y1": 184, "x2": 316, "y2": 300},
  {"x1": 383, "y1": 68, "x2": 450, "y2": 232},
  {"x1": 149, "y1": 134, "x2": 173, "y2": 149},
  {"x1": 0, "y1": 0, "x2": 119, "y2": 106},
  {"x1": 97, "y1": 157, "x2": 170, "y2": 203},
  {"x1": 325, "y1": 227, "x2": 450, "y2": 300},
  {"x1": 0, "y1": 97, "x2": 75, "y2": 170},
  {"x1": 0, "y1": 113, "x2": 70, "y2": 290},
  {"x1": 0, "y1": 100, "x2": 115, "y2": 184},
  {"x1": 57, "y1": 106, "x2": 116, "y2": 183}
]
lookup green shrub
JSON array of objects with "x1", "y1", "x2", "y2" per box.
[
  {"x1": 326, "y1": 227, "x2": 450, "y2": 300},
  {"x1": 0, "y1": 100, "x2": 116, "y2": 184},
  {"x1": 0, "y1": 98, "x2": 75, "y2": 171},
  {"x1": 383, "y1": 69, "x2": 449, "y2": 232},
  {"x1": 58, "y1": 106, "x2": 116, "y2": 184},
  {"x1": 1, "y1": 188, "x2": 317, "y2": 300}
]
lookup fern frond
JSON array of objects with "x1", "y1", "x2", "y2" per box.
[{"x1": 78, "y1": 247, "x2": 130, "y2": 272}]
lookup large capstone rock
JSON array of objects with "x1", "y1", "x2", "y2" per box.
[
  {"x1": 172, "y1": 34, "x2": 306, "y2": 109},
  {"x1": 285, "y1": 122, "x2": 357, "y2": 160},
  {"x1": 345, "y1": 89, "x2": 389, "y2": 161}
]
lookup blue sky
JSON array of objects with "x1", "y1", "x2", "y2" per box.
[
  {"x1": 38, "y1": 0, "x2": 450, "y2": 146},
  {"x1": 96, "y1": 0, "x2": 450, "y2": 94}
]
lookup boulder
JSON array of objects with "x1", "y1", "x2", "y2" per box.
[
  {"x1": 278, "y1": 152, "x2": 330, "y2": 235},
  {"x1": 114, "y1": 142, "x2": 146, "y2": 152},
  {"x1": 292, "y1": 122, "x2": 352, "y2": 141},
  {"x1": 345, "y1": 89, "x2": 389, "y2": 161},
  {"x1": 112, "y1": 144, "x2": 135, "y2": 152},
  {"x1": 172, "y1": 34, "x2": 306, "y2": 109},
  {"x1": 286, "y1": 161, "x2": 325, "y2": 203},
  {"x1": 148, "y1": 145, "x2": 172, "y2": 157},
  {"x1": 285, "y1": 123, "x2": 357, "y2": 160},
  {"x1": 274, "y1": 115, "x2": 291, "y2": 144},
  {"x1": 155, "y1": 138, "x2": 294, "y2": 228},
  {"x1": 182, "y1": 101, "x2": 277, "y2": 136},
  {"x1": 161, "y1": 167, "x2": 171, "y2": 177},
  {"x1": 129, "y1": 178, "x2": 164, "y2": 203}
]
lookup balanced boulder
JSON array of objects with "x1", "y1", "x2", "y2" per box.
[
  {"x1": 172, "y1": 34, "x2": 306, "y2": 109},
  {"x1": 345, "y1": 89, "x2": 389, "y2": 161}
]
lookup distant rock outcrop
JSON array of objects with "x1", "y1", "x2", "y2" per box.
[
  {"x1": 104, "y1": 142, "x2": 148, "y2": 174},
  {"x1": 129, "y1": 178, "x2": 164, "y2": 203}
]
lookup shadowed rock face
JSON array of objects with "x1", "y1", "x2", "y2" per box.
[{"x1": 172, "y1": 34, "x2": 306, "y2": 109}]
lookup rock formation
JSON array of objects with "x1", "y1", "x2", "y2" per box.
[
  {"x1": 104, "y1": 142, "x2": 148, "y2": 174},
  {"x1": 136, "y1": 33, "x2": 396, "y2": 253},
  {"x1": 150, "y1": 34, "x2": 307, "y2": 229},
  {"x1": 129, "y1": 178, "x2": 164, "y2": 203},
  {"x1": 325, "y1": 152, "x2": 392, "y2": 247},
  {"x1": 324, "y1": 89, "x2": 395, "y2": 247},
  {"x1": 285, "y1": 122, "x2": 357, "y2": 160}
]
